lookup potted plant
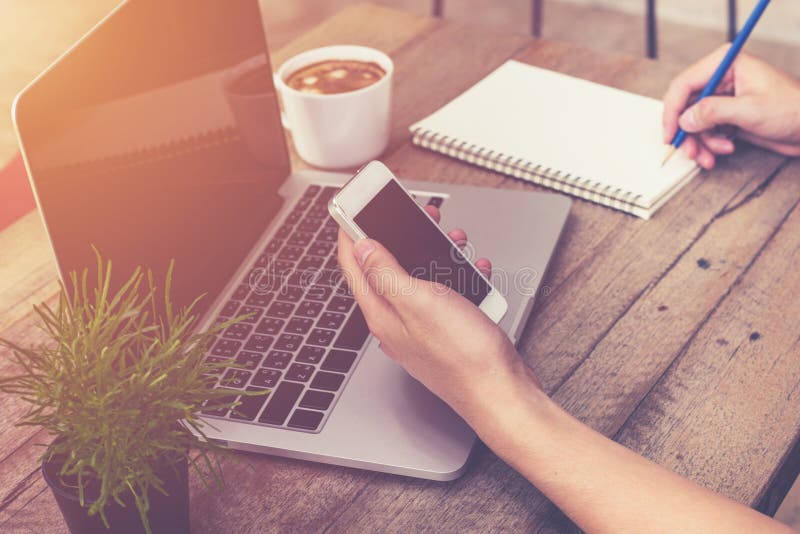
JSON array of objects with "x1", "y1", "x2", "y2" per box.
[{"x1": 0, "y1": 254, "x2": 253, "y2": 534}]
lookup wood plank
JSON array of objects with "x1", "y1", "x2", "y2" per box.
[
  {"x1": 0, "y1": 428, "x2": 52, "y2": 527},
  {"x1": 0, "y1": 304, "x2": 62, "y2": 530},
  {"x1": 534, "y1": 158, "x2": 800, "y2": 530},
  {"x1": 0, "y1": 212, "x2": 59, "y2": 332},
  {"x1": 612, "y1": 163, "x2": 800, "y2": 504},
  {"x1": 269, "y1": 4, "x2": 433, "y2": 66},
  {"x1": 1, "y1": 486, "x2": 65, "y2": 534}
]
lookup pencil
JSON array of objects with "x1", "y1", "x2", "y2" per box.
[{"x1": 662, "y1": 0, "x2": 771, "y2": 167}]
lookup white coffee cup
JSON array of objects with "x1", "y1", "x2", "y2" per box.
[{"x1": 274, "y1": 45, "x2": 393, "y2": 169}]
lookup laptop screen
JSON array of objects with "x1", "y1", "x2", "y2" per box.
[{"x1": 15, "y1": 0, "x2": 289, "y2": 318}]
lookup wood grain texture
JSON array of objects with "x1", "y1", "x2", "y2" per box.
[
  {"x1": 2, "y1": 4, "x2": 800, "y2": 533},
  {"x1": 0, "y1": 212, "x2": 59, "y2": 331},
  {"x1": 614, "y1": 161, "x2": 800, "y2": 504}
]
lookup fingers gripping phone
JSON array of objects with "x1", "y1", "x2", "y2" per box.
[{"x1": 328, "y1": 161, "x2": 508, "y2": 323}]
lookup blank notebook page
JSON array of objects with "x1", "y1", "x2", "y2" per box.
[{"x1": 410, "y1": 60, "x2": 698, "y2": 213}]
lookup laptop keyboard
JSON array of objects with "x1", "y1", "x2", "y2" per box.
[
  {"x1": 200, "y1": 185, "x2": 374, "y2": 433},
  {"x1": 201, "y1": 184, "x2": 443, "y2": 434}
]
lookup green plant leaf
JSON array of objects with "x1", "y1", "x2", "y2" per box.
[{"x1": 0, "y1": 252, "x2": 245, "y2": 532}]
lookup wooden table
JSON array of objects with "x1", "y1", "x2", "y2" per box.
[{"x1": 2, "y1": 4, "x2": 800, "y2": 532}]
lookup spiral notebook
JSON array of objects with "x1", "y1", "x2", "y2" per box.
[{"x1": 410, "y1": 60, "x2": 699, "y2": 219}]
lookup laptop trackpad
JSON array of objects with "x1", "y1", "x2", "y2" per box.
[{"x1": 325, "y1": 338, "x2": 476, "y2": 477}]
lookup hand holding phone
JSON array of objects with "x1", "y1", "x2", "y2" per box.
[{"x1": 328, "y1": 161, "x2": 508, "y2": 323}]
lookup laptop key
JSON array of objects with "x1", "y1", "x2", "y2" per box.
[
  {"x1": 319, "y1": 186, "x2": 339, "y2": 201},
  {"x1": 220, "y1": 369, "x2": 251, "y2": 389},
  {"x1": 296, "y1": 345, "x2": 325, "y2": 364},
  {"x1": 256, "y1": 317, "x2": 284, "y2": 335},
  {"x1": 334, "y1": 282, "x2": 353, "y2": 297},
  {"x1": 244, "y1": 334, "x2": 274, "y2": 353},
  {"x1": 211, "y1": 339, "x2": 241, "y2": 358},
  {"x1": 316, "y1": 269, "x2": 342, "y2": 287},
  {"x1": 275, "y1": 333, "x2": 303, "y2": 352},
  {"x1": 272, "y1": 259, "x2": 295, "y2": 274},
  {"x1": 259, "y1": 381, "x2": 304, "y2": 425},
  {"x1": 322, "y1": 349, "x2": 357, "y2": 373},
  {"x1": 276, "y1": 285, "x2": 304, "y2": 303},
  {"x1": 301, "y1": 214, "x2": 324, "y2": 227},
  {"x1": 232, "y1": 284, "x2": 249, "y2": 300},
  {"x1": 298, "y1": 219, "x2": 322, "y2": 233},
  {"x1": 254, "y1": 253, "x2": 270, "y2": 268},
  {"x1": 251, "y1": 368, "x2": 282, "y2": 388},
  {"x1": 299, "y1": 390, "x2": 334, "y2": 411},
  {"x1": 279, "y1": 245, "x2": 304, "y2": 262},
  {"x1": 307, "y1": 328, "x2": 335, "y2": 347},
  {"x1": 285, "y1": 363, "x2": 315, "y2": 382},
  {"x1": 235, "y1": 351, "x2": 263, "y2": 370},
  {"x1": 288, "y1": 231, "x2": 315, "y2": 247},
  {"x1": 318, "y1": 227, "x2": 338, "y2": 242},
  {"x1": 263, "y1": 350, "x2": 293, "y2": 369},
  {"x1": 220, "y1": 300, "x2": 240, "y2": 317},
  {"x1": 250, "y1": 271, "x2": 281, "y2": 293},
  {"x1": 245, "y1": 292, "x2": 273, "y2": 307},
  {"x1": 202, "y1": 389, "x2": 239, "y2": 417},
  {"x1": 286, "y1": 269, "x2": 318, "y2": 287},
  {"x1": 306, "y1": 285, "x2": 332, "y2": 302},
  {"x1": 310, "y1": 371, "x2": 345, "y2": 392},
  {"x1": 203, "y1": 356, "x2": 228, "y2": 376},
  {"x1": 327, "y1": 296, "x2": 354, "y2": 314},
  {"x1": 308, "y1": 242, "x2": 333, "y2": 257},
  {"x1": 334, "y1": 307, "x2": 370, "y2": 350},
  {"x1": 303, "y1": 185, "x2": 321, "y2": 198},
  {"x1": 286, "y1": 317, "x2": 314, "y2": 335},
  {"x1": 275, "y1": 224, "x2": 292, "y2": 240},
  {"x1": 222, "y1": 323, "x2": 252, "y2": 340},
  {"x1": 296, "y1": 300, "x2": 323, "y2": 318},
  {"x1": 317, "y1": 312, "x2": 345, "y2": 330},
  {"x1": 266, "y1": 301, "x2": 294, "y2": 318},
  {"x1": 309, "y1": 202, "x2": 330, "y2": 215},
  {"x1": 285, "y1": 210, "x2": 303, "y2": 225},
  {"x1": 287, "y1": 409, "x2": 324, "y2": 431},
  {"x1": 324, "y1": 255, "x2": 339, "y2": 269},
  {"x1": 237, "y1": 306, "x2": 264, "y2": 323},
  {"x1": 297, "y1": 256, "x2": 324, "y2": 271},
  {"x1": 229, "y1": 387, "x2": 270, "y2": 421},
  {"x1": 264, "y1": 239, "x2": 282, "y2": 254}
]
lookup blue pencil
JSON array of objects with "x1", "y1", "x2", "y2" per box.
[{"x1": 661, "y1": 0, "x2": 771, "y2": 166}]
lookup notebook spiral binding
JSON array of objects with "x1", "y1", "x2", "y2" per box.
[{"x1": 411, "y1": 127, "x2": 644, "y2": 215}]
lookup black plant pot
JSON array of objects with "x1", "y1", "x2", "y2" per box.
[{"x1": 42, "y1": 452, "x2": 190, "y2": 534}]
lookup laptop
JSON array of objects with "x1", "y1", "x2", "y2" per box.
[{"x1": 13, "y1": 0, "x2": 570, "y2": 480}]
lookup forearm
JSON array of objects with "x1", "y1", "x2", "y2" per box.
[{"x1": 465, "y1": 369, "x2": 791, "y2": 534}]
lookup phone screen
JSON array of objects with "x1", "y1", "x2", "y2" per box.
[{"x1": 353, "y1": 179, "x2": 491, "y2": 305}]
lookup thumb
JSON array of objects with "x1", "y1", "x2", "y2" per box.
[
  {"x1": 678, "y1": 95, "x2": 758, "y2": 133},
  {"x1": 352, "y1": 239, "x2": 414, "y2": 303}
]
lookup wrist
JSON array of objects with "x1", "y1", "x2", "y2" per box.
[{"x1": 459, "y1": 360, "x2": 557, "y2": 453}]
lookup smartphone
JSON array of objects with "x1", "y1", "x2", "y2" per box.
[{"x1": 328, "y1": 161, "x2": 508, "y2": 323}]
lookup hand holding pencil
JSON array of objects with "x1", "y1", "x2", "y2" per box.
[
  {"x1": 660, "y1": 0, "x2": 800, "y2": 169},
  {"x1": 661, "y1": 49, "x2": 800, "y2": 169}
]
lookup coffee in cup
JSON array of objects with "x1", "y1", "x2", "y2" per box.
[
  {"x1": 275, "y1": 45, "x2": 394, "y2": 169},
  {"x1": 285, "y1": 60, "x2": 386, "y2": 95}
]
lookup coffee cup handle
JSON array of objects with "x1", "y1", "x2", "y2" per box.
[{"x1": 274, "y1": 74, "x2": 291, "y2": 130}]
